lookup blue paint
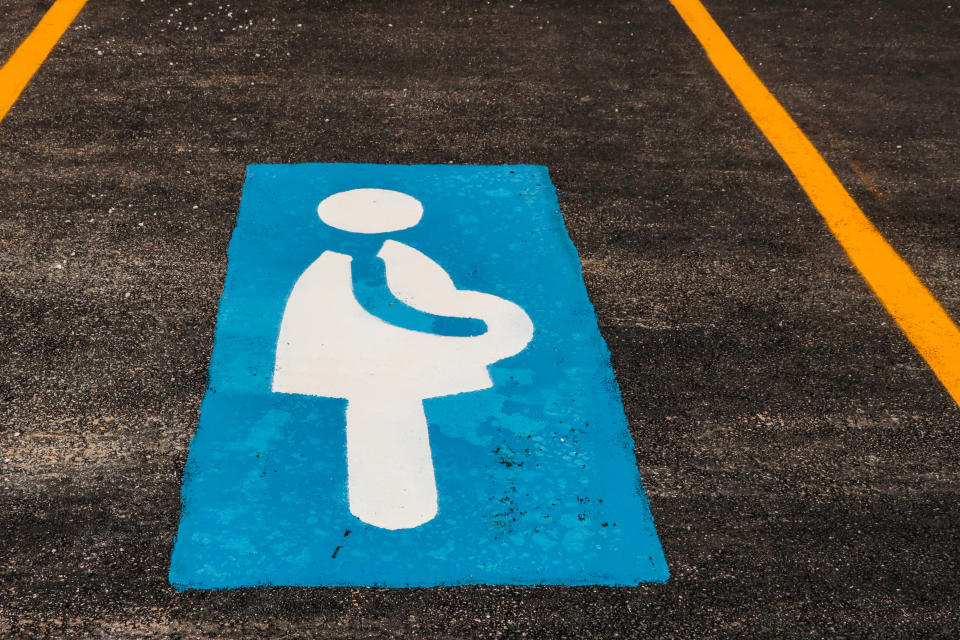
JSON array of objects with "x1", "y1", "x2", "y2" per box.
[{"x1": 169, "y1": 164, "x2": 668, "y2": 588}]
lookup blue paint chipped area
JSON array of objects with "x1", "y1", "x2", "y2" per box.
[{"x1": 169, "y1": 164, "x2": 669, "y2": 589}]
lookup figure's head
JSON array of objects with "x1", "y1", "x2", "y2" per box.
[{"x1": 317, "y1": 188, "x2": 423, "y2": 233}]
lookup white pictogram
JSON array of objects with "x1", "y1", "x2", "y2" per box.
[{"x1": 273, "y1": 189, "x2": 534, "y2": 530}]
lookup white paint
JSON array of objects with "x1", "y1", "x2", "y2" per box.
[
  {"x1": 274, "y1": 193, "x2": 533, "y2": 530},
  {"x1": 316, "y1": 188, "x2": 423, "y2": 234},
  {"x1": 344, "y1": 394, "x2": 436, "y2": 530}
]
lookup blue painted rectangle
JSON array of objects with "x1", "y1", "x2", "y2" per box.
[{"x1": 169, "y1": 163, "x2": 668, "y2": 588}]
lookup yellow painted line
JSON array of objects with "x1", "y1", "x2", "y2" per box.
[
  {"x1": 670, "y1": 0, "x2": 960, "y2": 406},
  {"x1": 0, "y1": 0, "x2": 90, "y2": 124}
]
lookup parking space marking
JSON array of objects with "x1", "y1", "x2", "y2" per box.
[
  {"x1": 169, "y1": 164, "x2": 669, "y2": 589},
  {"x1": 0, "y1": 0, "x2": 89, "y2": 125},
  {"x1": 670, "y1": 0, "x2": 960, "y2": 406}
]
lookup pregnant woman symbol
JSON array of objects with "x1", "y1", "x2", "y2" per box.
[{"x1": 273, "y1": 189, "x2": 534, "y2": 530}]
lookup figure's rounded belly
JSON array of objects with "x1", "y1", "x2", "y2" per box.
[{"x1": 273, "y1": 248, "x2": 533, "y2": 401}]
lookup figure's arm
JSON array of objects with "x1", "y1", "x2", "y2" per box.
[
  {"x1": 351, "y1": 245, "x2": 487, "y2": 337},
  {"x1": 377, "y1": 239, "x2": 533, "y2": 360}
]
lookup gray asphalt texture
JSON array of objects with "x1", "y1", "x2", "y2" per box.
[{"x1": 1, "y1": 0, "x2": 958, "y2": 637}]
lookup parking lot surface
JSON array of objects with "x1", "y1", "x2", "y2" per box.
[{"x1": 1, "y1": 1, "x2": 958, "y2": 637}]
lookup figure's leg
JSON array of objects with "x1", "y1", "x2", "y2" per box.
[{"x1": 345, "y1": 394, "x2": 438, "y2": 530}]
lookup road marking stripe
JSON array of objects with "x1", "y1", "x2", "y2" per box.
[
  {"x1": 0, "y1": 0, "x2": 89, "y2": 125},
  {"x1": 670, "y1": 0, "x2": 960, "y2": 407}
]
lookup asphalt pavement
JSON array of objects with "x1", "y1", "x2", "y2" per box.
[{"x1": 1, "y1": 0, "x2": 958, "y2": 637}]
